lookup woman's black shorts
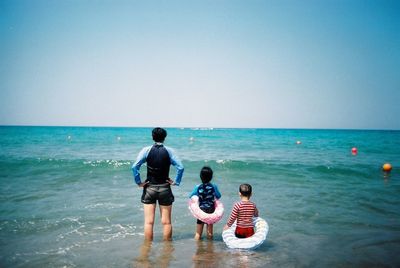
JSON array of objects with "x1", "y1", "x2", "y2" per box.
[{"x1": 141, "y1": 183, "x2": 174, "y2": 206}]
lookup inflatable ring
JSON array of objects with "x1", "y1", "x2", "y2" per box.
[
  {"x1": 222, "y1": 217, "x2": 269, "y2": 250},
  {"x1": 188, "y1": 196, "x2": 224, "y2": 224}
]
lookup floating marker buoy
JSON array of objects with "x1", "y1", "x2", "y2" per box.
[
  {"x1": 296, "y1": 141, "x2": 301, "y2": 145},
  {"x1": 382, "y1": 163, "x2": 392, "y2": 172},
  {"x1": 351, "y1": 147, "x2": 358, "y2": 155}
]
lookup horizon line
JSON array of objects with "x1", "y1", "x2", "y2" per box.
[{"x1": 0, "y1": 124, "x2": 399, "y2": 131}]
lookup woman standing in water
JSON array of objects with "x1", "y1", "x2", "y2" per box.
[{"x1": 132, "y1": 127, "x2": 184, "y2": 240}]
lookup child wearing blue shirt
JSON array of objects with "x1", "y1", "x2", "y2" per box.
[{"x1": 189, "y1": 166, "x2": 222, "y2": 240}]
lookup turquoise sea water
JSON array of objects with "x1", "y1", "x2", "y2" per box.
[{"x1": 1, "y1": 126, "x2": 399, "y2": 267}]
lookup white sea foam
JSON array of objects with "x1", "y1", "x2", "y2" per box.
[{"x1": 82, "y1": 159, "x2": 131, "y2": 167}]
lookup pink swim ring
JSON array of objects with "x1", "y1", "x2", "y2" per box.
[{"x1": 188, "y1": 196, "x2": 224, "y2": 224}]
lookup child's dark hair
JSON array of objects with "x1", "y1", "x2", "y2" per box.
[
  {"x1": 200, "y1": 166, "x2": 213, "y2": 183},
  {"x1": 152, "y1": 127, "x2": 167, "y2": 142},
  {"x1": 239, "y1": 183, "x2": 252, "y2": 197}
]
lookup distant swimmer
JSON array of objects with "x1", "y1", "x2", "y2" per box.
[{"x1": 67, "y1": 135, "x2": 72, "y2": 140}]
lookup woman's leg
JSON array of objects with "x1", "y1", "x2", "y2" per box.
[
  {"x1": 143, "y1": 203, "x2": 156, "y2": 240},
  {"x1": 159, "y1": 204, "x2": 173, "y2": 240}
]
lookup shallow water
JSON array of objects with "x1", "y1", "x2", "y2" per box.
[{"x1": 0, "y1": 126, "x2": 399, "y2": 267}]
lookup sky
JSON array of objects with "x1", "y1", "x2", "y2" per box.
[{"x1": 0, "y1": 0, "x2": 399, "y2": 129}]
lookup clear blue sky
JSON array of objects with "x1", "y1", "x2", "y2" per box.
[{"x1": 1, "y1": 0, "x2": 399, "y2": 129}]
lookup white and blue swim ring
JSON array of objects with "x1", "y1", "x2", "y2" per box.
[{"x1": 222, "y1": 217, "x2": 269, "y2": 250}]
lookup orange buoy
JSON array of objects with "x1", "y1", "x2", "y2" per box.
[
  {"x1": 351, "y1": 147, "x2": 358, "y2": 155},
  {"x1": 382, "y1": 163, "x2": 392, "y2": 172}
]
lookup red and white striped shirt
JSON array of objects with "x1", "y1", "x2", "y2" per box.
[{"x1": 227, "y1": 201, "x2": 259, "y2": 228}]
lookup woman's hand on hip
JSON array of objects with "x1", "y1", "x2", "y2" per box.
[{"x1": 138, "y1": 182, "x2": 148, "y2": 188}]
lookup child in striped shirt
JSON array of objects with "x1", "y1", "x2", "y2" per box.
[{"x1": 223, "y1": 183, "x2": 259, "y2": 238}]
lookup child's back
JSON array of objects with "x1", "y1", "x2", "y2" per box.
[
  {"x1": 190, "y1": 166, "x2": 222, "y2": 240},
  {"x1": 224, "y1": 184, "x2": 258, "y2": 238},
  {"x1": 197, "y1": 182, "x2": 217, "y2": 211},
  {"x1": 228, "y1": 200, "x2": 257, "y2": 228}
]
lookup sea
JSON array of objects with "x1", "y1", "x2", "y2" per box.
[{"x1": 0, "y1": 126, "x2": 399, "y2": 268}]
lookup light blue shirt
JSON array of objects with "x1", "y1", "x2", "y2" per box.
[{"x1": 132, "y1": 143, "x2": 184, "y2": 186}]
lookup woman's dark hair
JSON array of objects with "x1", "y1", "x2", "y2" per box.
[
  {"x1": 200, "y1": 166, "x2": 213, "y2": 183},
  {"x1": 152, "y1": 127, "x2": 167, "y2": 142},
  {"x1": 239, "y1": 183, "x2": 252, "y2": 197}
]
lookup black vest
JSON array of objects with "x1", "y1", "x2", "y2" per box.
[{"x1": 146, "y1": 144, "x2": 171, "y2": 184}]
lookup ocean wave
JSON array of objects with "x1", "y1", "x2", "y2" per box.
[
  {"x1": 0, "y1": 156, "x2": 387, "y2": 182},
  {"x1": 82, "y1": 159, "x2": 132, "y2": 168},
  {"x1": 0, "y1": 157, "x2": 133, "y2": 171},
  {"x1": 2, "y1": 216, "x2": 141, "y2": 261},
  {"x1": 84, "y1": 202, "x2": 127, "y2": 210}
]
